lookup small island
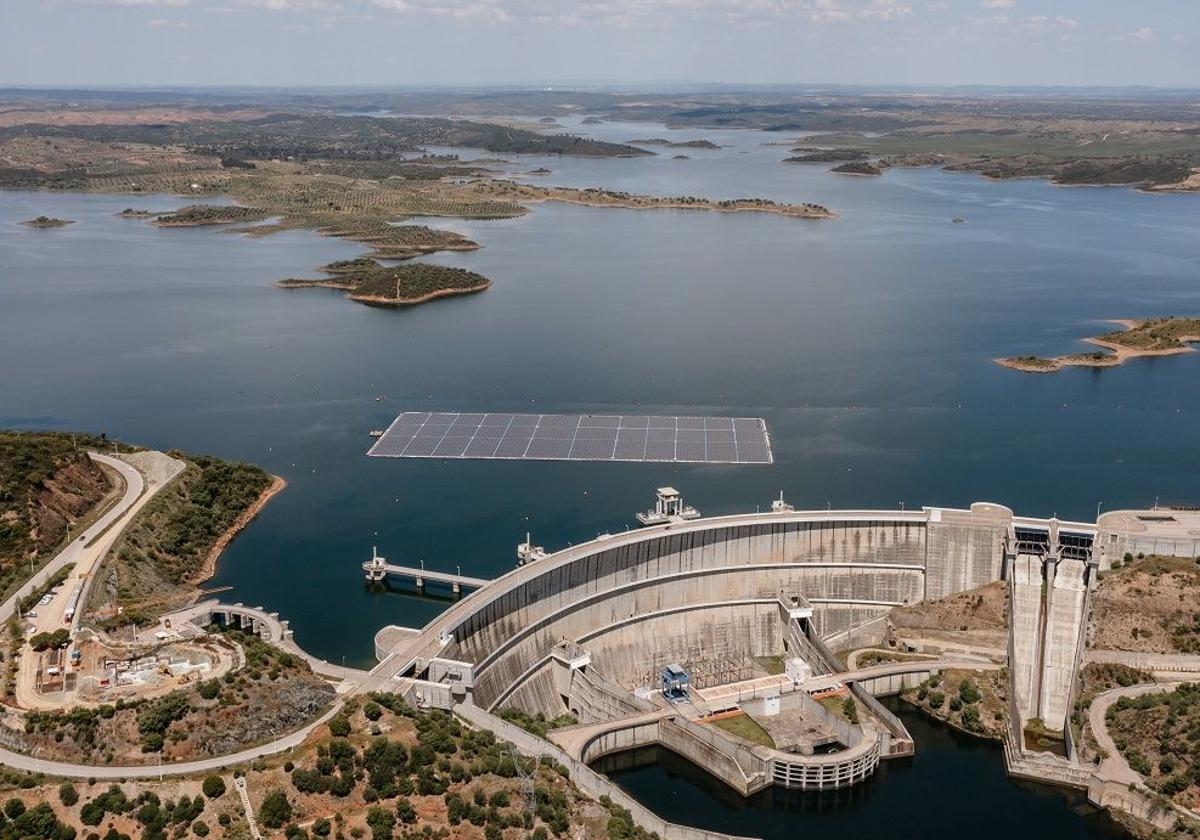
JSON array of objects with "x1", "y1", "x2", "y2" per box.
[
  {"x1": 629, "y1": 138, "x2": 720, "y2": 149},
  {"x1": 277, "y1": 263, "x2": 491, "y2": 307},
  {"x1": 996, "y1": 317, "x2": 1200, "y2": 373},
  {"x1": 785, "y1": 148, "x2": 870, "y2": 163},
  {"x1": 117, "y1": 207, "x2": 162, "y2": 218},
  {"x1": 20, "y1": 215, "x2": 73, "y2": 228},
  {"x1": 831, "y1": 161, "x2": 882, "y2": 176},
  {"x1": 581, "y1": 116, "x2": 604, "y2": 124},
  {"x1": 528, "y1": 167, "x2": 553, "y2": 176},
  {"x1": 152, "y1": 204, "x2": 270, "y2": 226}
]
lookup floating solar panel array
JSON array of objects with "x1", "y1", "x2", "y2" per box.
[{"x1": 367, "y1": 412, "x2": 773, "y2": 464}]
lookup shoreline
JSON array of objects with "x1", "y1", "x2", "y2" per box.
[
  {"x1": 995, "y1": 318, "x2": 1200, "y2": 373},
  {"x1": 188, "y1": 474, "x2": 287, "y2": 588}
]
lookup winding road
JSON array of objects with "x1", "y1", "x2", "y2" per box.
[
  {"x1": 0, "y1": 451, "x2": 346, "y2": 779},
  {"x1": 1087, "y1": 681, "x2": 1183, "y2": 786}
]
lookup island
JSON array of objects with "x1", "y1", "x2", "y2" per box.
[
  {"x1": 151, "y1": 204, "x2": 271, "y2": 226},
  {"x1": 477, "y1": 180, "x2": 836, "y2": 218},
  {"x1": 995, "y1": 317, "x2": 1200, "y2": 372},
  {"x1": 785, "y1": 148, "x2": 871, "y2": 163},
  {"x1": 831, "y1": 161, "x2": 882, "y2": 176},
  {"x1": 628, "y1": 138, "x2": 720, "y2": 149},
  {"x1": 313, "y1": 221, "x2": 481, "y2": 259},
  {"x1": 581, "y1": 116, "x2": 604, "y2": 124},
  {"x1": 20, "y1": 215, "x2": 73, "y2": 228},
  {"x1": 276, "y1": 263, "x2": 492, "y2": 307}
]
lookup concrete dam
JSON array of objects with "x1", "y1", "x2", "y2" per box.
[{"x1": 374, "y1": 495, "x2": 1103, "y2": 797}]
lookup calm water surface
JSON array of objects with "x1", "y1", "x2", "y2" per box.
[
  {"x1": 2, "y1": 121, "x2": 1199, "y2": 673},
  {"x1": 4, "y1": 119, "x2": 1197, "y2": 837},
  {"x1": 594, "y1": 701, "x2": 1127, "y2": 840}
]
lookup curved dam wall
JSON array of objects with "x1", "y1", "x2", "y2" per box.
[{"x1": 408, "y1": 504, "x2": 1016, "y2": 713}]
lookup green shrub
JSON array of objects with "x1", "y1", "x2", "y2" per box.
[{"x1": 258, "y1": 790, "x2": 292, "y2": 829}]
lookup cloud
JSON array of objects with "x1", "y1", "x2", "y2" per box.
[
  {"x1": 365, "y1": 0, "x2": 914, "y2": 26},
  {"x1": 980, "y1": 0, "x2": 1013, "y2": 6},
  {"x1": 230, "y1": 0, "x2": 341, "y2": 8},
  {"x1": 1127, "y1": 26, "x2": 1154, "y2": 41},
  {"x1": 146, "y1": 15, "x2": 191, "y2": 24},
  {"x1": 100, "y1": 0, "x2": 190, "y2": 6}
]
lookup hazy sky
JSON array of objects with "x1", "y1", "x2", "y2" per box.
[{"x1": 3, "y1": 0, "x2": 1197, "y2": 88}]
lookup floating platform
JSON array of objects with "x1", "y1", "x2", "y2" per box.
[{"x1": 366, "y1": 412, "x2": 773, "y2": 464}]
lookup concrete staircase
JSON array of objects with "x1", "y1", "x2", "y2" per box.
[{"x1": 233, "y1": 776, "x2": 262, "y2": 840}]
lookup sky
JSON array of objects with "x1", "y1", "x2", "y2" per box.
[{"x1": 2, "y1": 0, "x2": 1198, "y2": 89}]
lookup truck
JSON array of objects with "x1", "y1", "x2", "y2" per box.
[{"x1": 62, "y1": 583, "x2": 84, "y2": 623}]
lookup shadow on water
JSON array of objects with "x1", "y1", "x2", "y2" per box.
[{"x1": 591, "y1": 700, "x2": 1130, "y2": 839}]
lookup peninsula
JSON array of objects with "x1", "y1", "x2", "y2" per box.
[{"x1": 995, "y1": 317, "x2": 1200, "y2": 373}]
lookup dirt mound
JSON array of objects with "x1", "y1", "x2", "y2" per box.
[
  {"x1": 890, "y1": 580, "x2": 1009, "y2": 632},
  {"x1": 1091, "y1": 555, "x2": 1200, "y2": 653}
]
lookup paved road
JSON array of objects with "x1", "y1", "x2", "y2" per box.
[
  {"x1": 549, "y1": 708, "x2": 674, "y2": 760},
  {"x1": 1088, "y1": 681, "x2": 1183, "y2": 786},
  {"x1": 0, "y1": 701, "x2": 344, "y2": 779},
  {"x1": 1085, "y1": 649, "x2": 1200, "y2": 675},
  {"x1": 0, "y1": 452, "x2": 351, "y2": 779},
  {"x1": 0, "y1": 453, "x2": 143, "y2": 630}
]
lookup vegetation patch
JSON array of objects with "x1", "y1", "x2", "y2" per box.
[
  {"x1": 495, "y1": 709, "x2": 577, "y2": 739},
  {"x1": 87, "y1": 453, "x2": 272, "y2": 623},
  {"x1": 152, "y1": 204, "x2": 270, "y2": 226},
  {"x1": 0, "y1": 431, "x2": 122, "y2": 599},
  {"x1": 19, "y1": 215, "x2": 73, "y2": 227},
  {"x1": 1091, "y1": 554, "x2": 1200, "y2": 654},
  {"x1": 1107, "y1": 683, "x2": 1200, "y2": 809},
  {"x1": 902, "y1": 669, "x2": 1008, "y2": 740},
  {"x1": 708, "y1": 713, "x2": 775, "y2": 748}
]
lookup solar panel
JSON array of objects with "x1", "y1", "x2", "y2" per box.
[{"x1": 367, "y1": 413, "x2": 773, "y2": 465}]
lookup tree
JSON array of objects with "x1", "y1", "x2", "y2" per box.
[
  {"x1": 365, "y1": 806, "x2": 394, "y2": 840},
  {"x1": 258, "y1": 790, "x2": 292, "y2": 829},
  {"x1": 201, "y1": 776, "x2": 226, "y2": 799},
  {"x1": 395, "y1": 799, "x2": 416, "y2": 825},
  {"x1": 59, "y1": 783, "x2": 79, "y2": 807}
]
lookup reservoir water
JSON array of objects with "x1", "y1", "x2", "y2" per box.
[
  {"x1": 593, "y1": 701, "x2": 1127, "y2": 840},
  {"x1": 1, "y1": 118, "x2": 1198, "y2": 836}
]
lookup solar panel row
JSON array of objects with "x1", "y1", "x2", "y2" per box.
[{"x1": 367, "y1": 412, "x2": 772, "y2": 464}]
